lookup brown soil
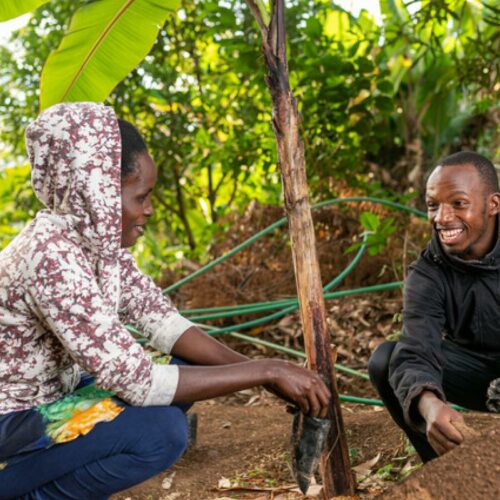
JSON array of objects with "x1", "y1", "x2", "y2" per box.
[
  {"x1": 164, "y1": 203, "x2": 429, "y2": 313},
  {"x1": 113, "y1": 205, "x2": 500, "y2": 499},
  {"x1": 381, "y1": 416, "x2": 500, "y2": 500},
  {"x1": 113, "y1": 401, "x2": 500, "y2": 499},
  {"x1": 113, "y1": 399, "x2": 397, "y2": 499}
]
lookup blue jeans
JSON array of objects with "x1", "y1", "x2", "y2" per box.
[{"x1": 0, "y1": 359, "x2": 190, "y2": 499}]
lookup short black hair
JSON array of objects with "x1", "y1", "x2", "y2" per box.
[
  {"x1": 437, "y1": 151, "x2": 499, "y2": 194},
  {"x1": 117, "y1": 119, "x2": 148, "y2": 178}
]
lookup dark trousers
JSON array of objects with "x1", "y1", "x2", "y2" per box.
[
  {"x1": 368, "y1": 340, "x2": 499, "y2": 462},
  {"x1": 0, "y1": 405, "x2": 188, "y2": 500},
  {"x1": 0, "y1": 358, "x2": 191, "y2": 499}
]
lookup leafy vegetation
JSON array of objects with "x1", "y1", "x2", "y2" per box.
[
  {"x1": 347, "y1": 212, "x2": 397, "y2": 256},
  {"x1": 0, "y1": 0, "x2": 498, "y2": 278},
  {"x1": 40, "y1": 0, "x2": 181, "y2": 110},
  {"x1": 0, "y1": 0, "x2": 48, "y2": 22}
]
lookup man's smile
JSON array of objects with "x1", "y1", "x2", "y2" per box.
[{"x1": 437, "y1": 227, "x2": 465, "y2": 244}]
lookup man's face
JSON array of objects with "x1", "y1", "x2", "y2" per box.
[
  {"x1": 121, "y1": 152, "x2": 157, "y2": 248},
  {"x1": 425, "y1": 163, "x2": 500, "y2": 260}
]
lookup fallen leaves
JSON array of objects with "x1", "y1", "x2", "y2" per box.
[
  {"x1": 161, "y1": 471, "x2": 176, "y2": 490},
  {"x1": 353, "y1": 453, "x2": 381, "y2": 479},
  {"x1": 215, "y1": 474, "x2": 323, "y2": 498},
  {"x1": 217, "y1": 476, "x2": 232, "y2": 489},
  {"x1": 214, "y1": 481, "x2": 323, "y2": 498}
]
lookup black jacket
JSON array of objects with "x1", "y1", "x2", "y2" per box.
[{"x1": 389, "y1": 228, "x2": 500, "y2": 429}]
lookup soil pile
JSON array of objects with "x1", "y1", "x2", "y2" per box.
[{"x1": 382, "y1": 417, "x2": 500, "y2": 500}]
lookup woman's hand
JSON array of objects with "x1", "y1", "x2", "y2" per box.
[
  {"x1": 170, "y1": 327, "x2": 331, "y2": 417},
  {"x1": 418, "y1": 391, "x2": 464, "y2": 455},
  {"x1": 265, "y1": 360, "x2": 331, "y2": 418},
  {"x1": 173, "y1": 358, "x2": 331, "y2": 418}
]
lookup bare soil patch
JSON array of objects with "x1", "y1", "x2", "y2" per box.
[
  {"x1": 114, "y1": 402, "x2": 499, "y2": 499},
  {"x1": 114, "y1": 205, "x2": 500, "y2": 499},
  {"x1": 113, "y1": 400, "x2": 397, "y2": 499}
]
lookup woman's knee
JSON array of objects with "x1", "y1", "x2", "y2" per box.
[
  {"x1": 368, "y1": 341, "x2": 396, "y2": 388},
  {"x1": 127, "y1": 406, "x2": 189, "y2": 472},
  {"x1": 148, "y1": 406, "x2": 188, "y2": 470}
]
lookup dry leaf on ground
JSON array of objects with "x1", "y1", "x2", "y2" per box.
[{"x1": 161, "y1": 471, "x2": 176, "y2": 490}]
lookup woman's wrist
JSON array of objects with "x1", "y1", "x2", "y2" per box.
[{"x1": 260, "y1": 359, "x2": 280, "y2": 386}]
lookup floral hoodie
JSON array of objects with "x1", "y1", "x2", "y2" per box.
[{"x1": 0, "y1": 102, "x2": 194, "y2": 415}]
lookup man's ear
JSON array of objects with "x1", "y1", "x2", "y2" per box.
[{"x1": 488, "y1": 192, "x2": 500, "y2": 216}]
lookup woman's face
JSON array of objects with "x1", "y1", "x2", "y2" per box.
[{"x1": 120, "y1": 152, "x2": 158, "y2": 248}]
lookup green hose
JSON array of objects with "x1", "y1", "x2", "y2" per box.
[
  {"x1": 163, "y1": 196, "x2": 425, "y2": 294},
  {"x1": 184, "y1": 281, "x2": 402, "y2": 321},
  {"x1": 217, "y1": 329, "x2": 370, "y2": 381},
  {"x1": 132, "y1": 197, "x2": 430, "y2": 407},
  {"x1": 340, "y1": 395, "x2": 383, "y2": 406}
]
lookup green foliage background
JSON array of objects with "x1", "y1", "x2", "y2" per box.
[{"x1": 0, "y1": 0, "x2": 499, "y2": 279}]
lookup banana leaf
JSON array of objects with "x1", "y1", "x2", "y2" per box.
[
  {"x1": 40, "y1": 0, "x2": 180, "y2": 111},
  {"x1": 0, "y1": 0, "x2": 48, "y2": 22}
]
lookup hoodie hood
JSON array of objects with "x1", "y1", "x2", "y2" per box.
[
  {"x1": 26, "y1": 102, "x2": 123, "y2": 309},
  {"x1": 428, "y1": 216, "x2": 500, "y2": 272},
  {"x1": 26, "y1": 102, "x2": 122, "y2": 257}
]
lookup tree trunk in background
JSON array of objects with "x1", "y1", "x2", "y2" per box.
[
  {"x1": 246, "y1": 0, "x2": 355, "y2": 496},
  {"x1": 172, "y1": 164, "x2": 197, "y2": 250}
]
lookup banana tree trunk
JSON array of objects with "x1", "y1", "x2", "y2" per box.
[{"x1": 245, "y1": 0, "x2": 355, "y2": 496}]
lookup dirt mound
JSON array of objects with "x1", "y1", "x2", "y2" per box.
[{"x1": 381, "y1": 416, "x2": 500, "y2": 499}]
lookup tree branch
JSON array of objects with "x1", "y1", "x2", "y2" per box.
[{"x1": 246, "y1": 0, "x2": 270, "y2": 39}]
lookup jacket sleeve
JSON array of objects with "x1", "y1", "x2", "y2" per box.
[
  {"x1": 389, "y1": 261, "x2": 447, "y2": 431},
  {"x1": 118, "y1": 250, "x2": 195, "y2": 354},
  {"x1": 28, "y1": 240, "x2": 179, "y2": 406}
]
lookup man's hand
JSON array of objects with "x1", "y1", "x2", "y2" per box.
[{"x1": 418, "y1": 390, "x2": 464, "y2": 455}]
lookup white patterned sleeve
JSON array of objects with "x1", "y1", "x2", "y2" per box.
[
  {"x1": 28, "y1": 240, "x2": 179, "y2": 406},
  {"x1": 118, "y1": 250, "x2": 195, "y2": 354}
]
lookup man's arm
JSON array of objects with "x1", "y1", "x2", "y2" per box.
[
  {"x1": 389, "y1": 263, "x2": 450, "y2": 435},
  {"x1": 389, "y1": 261, "x2": 468, "y2": 455}
]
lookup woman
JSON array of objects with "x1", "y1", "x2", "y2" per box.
[{"x1": 0, "y1": 102, "x2": 330, "y2": 498}]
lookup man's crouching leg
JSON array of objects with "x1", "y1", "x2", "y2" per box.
[{"x1": 368, "y1": 341, "x2": 437, "y2": 462}]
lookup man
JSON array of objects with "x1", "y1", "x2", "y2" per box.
[{"x1": 369, "y1": 151, "x2": 500, "y2": 462}]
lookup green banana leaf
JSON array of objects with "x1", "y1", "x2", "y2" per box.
[
  {"x1": 39, "y1": 0, "x2": 180, "y2": 111},
  {"x1": 0, "y1": 0, "x2": 48, "y2": 23},
  {"x1": 0, "y1": 0, "x2": 48, "y2": 22}
]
